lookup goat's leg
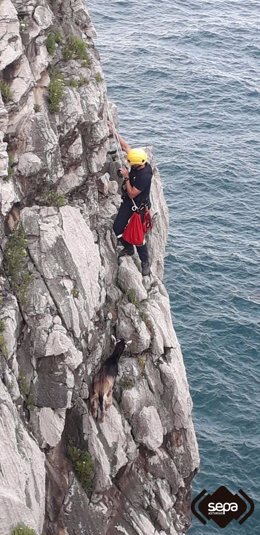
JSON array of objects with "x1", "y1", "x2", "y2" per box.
[
  {"x1": 90, "y1": 392, "x2": 99, "y2": 419},
  {"x1": 99, "y1": 392, "x2": 106, "y2": 423},
  {"x1": 105, "y1": 388, "x2": 113, "y2": 412}
]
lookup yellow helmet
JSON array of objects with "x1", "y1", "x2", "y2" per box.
[{"x1": 127, "y1": 148, "x2": 148, "y2": 166}]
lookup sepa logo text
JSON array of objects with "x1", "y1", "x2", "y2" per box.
[
  {"x1": 192, "y1": 486, "x2": 254, "y2": 528},
  {"x1": 208, "y1": 502, "x2": 238, "y2": 515}
]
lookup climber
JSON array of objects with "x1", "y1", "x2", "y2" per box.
[{"x1": 112, "y1": 133, "x2": 153, "y2": 277}]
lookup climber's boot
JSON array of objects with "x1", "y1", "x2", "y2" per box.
[
  {"x1": 118, "y1": 246, "x2": 134, "y2": 259},
  {"x1": 141, "y1": 261, "x2": 151, "y2": 277}
]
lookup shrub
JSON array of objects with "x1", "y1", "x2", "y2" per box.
[
  {"x1": 138, "y1": 355, "x2": 146, "y2": 373},
  {"x1": 3, "y1": 152, "x2": 15, "y2": 182},
  {"x1": 48, "y1": 70, "x2": 64, "y2": 113},
  {"x1": 63, "y1": 35, "x2": 89, "y2": 62},
  {"x1": 0, "y1": 319, "x2": 7, "y2": 357},
  {"x1": 71, "y1": 287, "x2": 79, "y2": 298},
  {"x1": 18, "y1": 373, "x2": 30, "y2": 398},
  {"x1": 46, "y1": 33, "x2": 56, "y2": 56},
  {"x1": 66, "y1": 77, "x2": 88, "y2": 89},
  {"x1": 11, "y1": 524, "x2": 36, "y2": 535},
  {"x1": 53, "y1": 32, "x2": 62, "y2": 44},
  {"x1": 67, "y1": 445, "x2": 94, "y2": 494},
  {"x1": 45, "y1": 192, "x2": 65, "y2": 207},
  {"x1": 139, "y1": 309, "x2": 149, "y2": 323},
  {"x1": 95, "y1": 72, "x2": 103, "y2": 83},
  {"x1": 78, "y1": 77, "x2": 88, "y2": 87},
  {"x1": 140, "y1": 312, "x2": 155, "y2": 334},
  {"x1": 126, "y1": 288, "x2": 140, "y2": 307},
  {"x1": 4, "y1": 227, "x2": 27, "y2": 279},
  {"x1": 0, "y1": 81, "x2": 12, "y2": 103},
  {"x1": 33, "y1": 104, "x2": 40, "y2": 113},
  {"x1": 19, "y1": 20, "x2": 28, "y2": 32},
  {"x1": 4, "y1": 226, "x2": 32, "y2": 306},
  {"x1": 16, "y1": 273, "x2": 32, "y2": 306},
  {"x1": 126, "y1": 289, "x2": 154, "y2": 334},
  {"x1": 18, "y1": 374, "x2": 34, "y2": 409},
  {"x1": 120, "y1": 377, "x2": 135, "y2": 390},
  {"x1": 67, "y1": 79, "x2": 79, "y2": 89},
  {"x1": 81, "y1": 58, "x2": 92, "y2": 68},
  {"x1": 46, "y1": 32, "x2": 62, "y2": 56}
]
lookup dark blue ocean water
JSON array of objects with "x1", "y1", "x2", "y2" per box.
[{"x1": 87, "y1": 1, "x2": 260, "y2": 533}]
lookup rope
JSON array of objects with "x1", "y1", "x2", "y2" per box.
[{"x1": 107, "y1": 104, "x2": 126, "y2": 167}]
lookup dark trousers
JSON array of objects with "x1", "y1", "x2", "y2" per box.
[{"x1": 113, "y1": 201, "x2": 149, "y2": 263}]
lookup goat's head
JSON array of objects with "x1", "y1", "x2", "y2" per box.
[{"x1": 111, "y1": 335, "x2": 132, "y2": 352}]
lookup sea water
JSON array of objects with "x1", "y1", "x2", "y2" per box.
[{"x1": 87, "y1": 1, "x2": 260, "y2": 533}]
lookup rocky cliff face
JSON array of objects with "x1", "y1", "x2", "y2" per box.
[{"x1": 0, "y1": 1, "x2": 199, "y2": 534}]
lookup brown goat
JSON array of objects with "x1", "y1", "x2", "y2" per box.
[{"x1": 90, "y1": 338, "x2": 131, "y2": 422}]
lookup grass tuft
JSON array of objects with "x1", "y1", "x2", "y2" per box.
[
  {"x1": 46, "y1": 32, "x2": 62, "y2": 56},
  {"x1": 126, "y1": 288, "x2": 140, "y2": 307},
  {"x1": 137, "y1": 355, "x2": 146, "y2": 374},
  {"x1": 4, "y1": 227, "x2": 27, "y2": 278},
  {"x1": 71, "y1": 287, "x2": 79, "y2": 298},
  {"x1": 67, "y1": 445, "x2": 94, "y2": 494},
  {"x1": 11, "y1": 524, "x2": 36, "y2": 535},
  {"x1": 48, "y1": 70, "x2": 64, "y2": 113},
  {"x1": 126, "y1": 289, "x2": 154, "y2": 335},
  {"x1": 4, "y1": 226, "x2": 32, "y2": 306},
  {"x1": 0, "y1": 81, "x2": 13, "y2": 103},
  {"x1": 0, "y1": 319, "x2": 7, "y2": 357},
  {"x1": 81, "y1": 58, "x2": 92, "y2": 68},
  {"x1": 66, "y1": 77, "x2": 88, "y2": 89},
  {"x1": 95, "y1": 72, "x2": 103, "y2": 83},
  {"x1": 18, "y1": 373, "x2": 30, "y2": 398},
  {"x1": 18, "y1": 374, "x2": 34, "y2": 409},
  {"x1": 45, "y1": 192, "x2": 65, "y2": 207},
  {"x1": 120, "y1": 377, "x2": 135, "y2": 390},
  {"x1": 3, "y1": 152, "x2": 15, "y2": 182},
  {"x1": 63, "y1": 35, "x2": 90, "y2": 62}
]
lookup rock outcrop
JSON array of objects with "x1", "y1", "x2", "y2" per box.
[{"x1": 0, "y1": 1, "x2": 199, "y2": 535}]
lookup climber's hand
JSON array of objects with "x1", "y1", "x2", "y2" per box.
[{"x1": 120, "y1": 167, "x2": 129, "y2": 179}]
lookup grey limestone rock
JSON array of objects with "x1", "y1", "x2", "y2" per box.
[
  {"x1": 33, "y1": 5, "x2": 53, "y2": 29},
  {"x1": 97, "y1": 172, "x2": 110, "y2": 196},
  {"x1": 117, "y1": 302, "x2": 151, "y2": 353},
  {"x1": 147, "y1": 152, "x2": 169, "y2": 280},
  {"x1": 32, "y1": 355, "x2": 75, "y2": 409},
  {"x1": 8, "y1": 55, "x2": 34, "y2": 105},
  {"x1": 0, "y1": 294, "x2": 21, "y2": 375},
  {"x1": 57, "y1": 165, "x2": 86, "y2": 194},
  {"x1": 108, "y1": 179, "x2": 118, "y2": 195},
  {"x1": 145, "y1": 287, "x2": 180, "y2": 355},
  {"x1": 22, "y1": 205, "x2": 102, "y2": 338},
  {"x1": 0, "y1": 0, "x2": 199, "y2": 533},
  {"x1": 134, "y1": 406, "x2": 164, "y2": 451},
  {"x1": 30, "y1": 407, "x2": 66, "y2": 448},
  {"x1": 121, "y1": 378, "x2": 156, "y2": 420},
  {"x1": 118, "y1": 257, "x2": 148, "y2": 302},
  {"x1": 0, "y1": 176, "x2": 20, "y2": 216},
  {"x1": 0, "y1": 0, "x2": 23, "y2": 71},
  {"x1": 0, "y1": 110, "x2": 8, "y2": 177},
  {"x1": 18, "y1": 151, "x2": 43, "y2": 176},
  {"x1": 0, "y1": 379, "x2": 45, "y2": 535}
]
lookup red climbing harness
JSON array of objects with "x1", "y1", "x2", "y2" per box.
[{"x1": 142, "y1": 209, "x2": 153, "y2": 233}]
